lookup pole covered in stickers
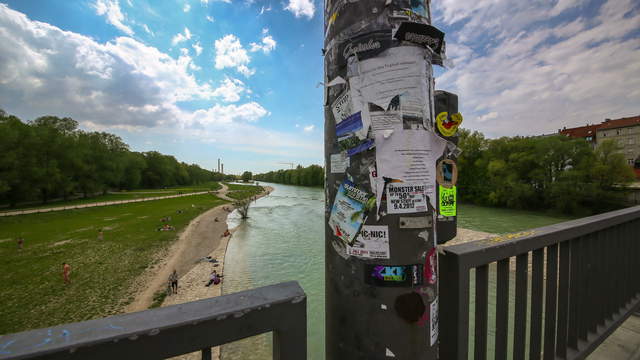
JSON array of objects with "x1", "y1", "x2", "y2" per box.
[{"x1": 323, "y1": 0, "x2": 462, "y2": 358}]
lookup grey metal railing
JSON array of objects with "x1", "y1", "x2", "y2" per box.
[
  {"x1": 0, "y1": 281, "x2": 306, "y2": 360},
  {"x1": 440, "y1": 205, "x2": 640, "y2": 360}
]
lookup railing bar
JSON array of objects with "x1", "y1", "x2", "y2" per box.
[
  {"x1": 474, "y1": 265, "x2": 489, "y2": 360},
  {"x1": 529, "y1": 248, "x2": 544, "y2": 360},
  {"x1": 625, "y1": 221, "x2": 633, "y2": 306},
  {"x1": 513, "y1": 253, "x2": 529, "y2": 360},
  {"x1": 556, "y1": 240, "x2": 570, "y2": 359},
  {"x1": 608, "y1": 226, "x2": 617, "y2": 320},
  {"x1": 597, "y1": 229, "x2": 607, "y2": 327},
  {"x1": 568, "y1": 238, "x2": 579, "y2": 349},
  {"x1": 543, "y1": 244, "x2": 558, "y2": 360},
  {"x1": 439, "y1": 253, "x2": 470, "y2": 360},
  {"x1": 578, "y1": 236, "x2": 588, "y2": 341},
  {"x1": 201, "y1": 347, "x2": 212, "y2": 360},
  {"x1": 495, "y1": 258, "x2": 510, "y2": 360},
  {"x1": 586, "y1": 232, "x2": 597, "y2": 335},
  {"x1": 635, "y1": 220, "x2": 640, "y2": 298}
]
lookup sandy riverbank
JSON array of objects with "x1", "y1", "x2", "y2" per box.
[
  {"x1": 160, "y1": 185, "x2": 272, "y2": 360},
  {"x1": 123, "y1": 184, "x2": 272, "y2": 313}
]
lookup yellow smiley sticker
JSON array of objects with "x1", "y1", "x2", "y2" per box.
[{"x1": 436, "y1": 112, "x2": 463, "y2": 137}]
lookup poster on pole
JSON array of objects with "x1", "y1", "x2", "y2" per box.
[
  {"x1": 438, "y1": 185, "x2": 456, "y2": 216},
  {"x1": 375, "y1": 129, "x2": 447, "y2": 209},
  {"x1": 347, "y1": 225, "x2": 390, "y2": 259},
  {"x1": 386, "y1": 182, "x2": 428, "y2": 214},
  {"x1": 329, "y1": 180, "x2": 371, "y2": 245}
]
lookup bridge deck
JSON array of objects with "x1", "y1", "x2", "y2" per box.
[{"x1": 589, "y1": 313, "x2": 640, "y2": 360}]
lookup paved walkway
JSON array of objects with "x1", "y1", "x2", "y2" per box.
[
  {"x1": 0, "y1": 190, "x2": 212, "y2": 217},
  {"x1": 588, "y1": 312, "x2": 640, "y2": 360}
]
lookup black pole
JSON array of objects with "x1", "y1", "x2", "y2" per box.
[{"x1": 323, "y1": 0, "x2": 454, "y2": 358}]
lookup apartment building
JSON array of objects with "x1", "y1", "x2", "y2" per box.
[{"x1": 596, "y1": 116, "x2": 640, "y2": 165}]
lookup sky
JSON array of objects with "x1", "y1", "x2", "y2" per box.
[{"x1": 0, "y1": 0, "x2": 638, "y2": 174}]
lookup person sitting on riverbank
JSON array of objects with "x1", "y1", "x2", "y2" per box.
[
  {"x1": 222, "y1": 229, "x2": 231, "y2": 237},
  {"x1": 17, "y1": 237, "x2": 24, "y2": 250},
  {"x1": 158, "y1": 224, "x2": 175, "y2": 231},
  {"x1": 205, "y1": 270, "x2": 222, "y2": 287}
]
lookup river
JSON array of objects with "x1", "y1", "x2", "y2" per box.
[{"x1": 221, "y1": 182, "x2": 572, "y2": 359}]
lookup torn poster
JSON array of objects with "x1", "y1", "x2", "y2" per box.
[
  {"x1": 347, "y1": 225, "x2": 390, "y2": 259},
  {"x1": 349, "y1": 46, "x2": 430, "y2": 129},
  {"x1": 332, "y1": 90, "x2": 352, "y2": 123},
  {"x1": 375, "y1": 129, "x2": 447, "y2": 208},
  {"x1": 329, "y1": 179, "x2": 371, "y2": 245},
  {"x1": 330, "y1": 153, "x2": 350, "y2": 173},
  {"x1": 430, "y1": 298, "x2": 439, "y2": 346},
  {"x1": 386, "y1": 182, "x2": 428, "y2": 214}
]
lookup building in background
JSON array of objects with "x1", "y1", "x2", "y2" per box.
[
  {"x1": 558, "y1": 123, "x2": 601, "y2": 148},
  {"x1": 596, "y1": 116, "x2": 640, "y2": 166}
]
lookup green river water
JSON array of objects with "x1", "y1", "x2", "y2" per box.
[{"x1": 221, "y1": 182, "x2": 573, "y2": 359}]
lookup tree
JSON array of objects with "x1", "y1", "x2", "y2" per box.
[
  {"x1": 241, "y1": 171, "x2": 253, "y2": 182},
  {"x1": 234, "y1": 199, "x2": 251, "y2": 219}
]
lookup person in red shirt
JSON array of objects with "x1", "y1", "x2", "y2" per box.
[{"x1": 62, "y1": 263, "x2": 71, "y2": 285}]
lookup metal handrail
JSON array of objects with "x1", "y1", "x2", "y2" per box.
[
  {"x1": 440, "y1": 205, "x2": 640, "y2": 360},
  {"x1": 0, "y1": 281, "x2": 307, "y2": 360}
]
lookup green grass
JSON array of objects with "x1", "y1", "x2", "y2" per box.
[
  {"x1": 0, "y1": 182, "x2": 221, "y2": 212},
  {"x1": 225, "y1": 184, "x2": 264, "y2": 200},
  {"x1": 0, "y1": 193, "x2": 227, "y2": 334}
]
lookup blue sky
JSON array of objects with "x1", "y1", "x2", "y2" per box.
[{"x1": 0, "y1": 0, "x2": 638, "y2": 174}]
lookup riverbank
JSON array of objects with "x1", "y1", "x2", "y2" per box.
[
  {"x1": 136, "y1": 186, "x2": 272, "y2": 360},
  {"x1": 123, "y1": 185, "x2": 272, "y2": 312}
]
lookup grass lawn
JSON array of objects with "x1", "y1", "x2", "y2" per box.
[
  {"x1": 0, "y1": 182, "x2": 222, "y2": 213},
  {"x1": 225, "y1": 183, "x2": 264, "y2": 200},
  {"x1": 0, "y1": 193, "x2": 227, "y2": 334}
]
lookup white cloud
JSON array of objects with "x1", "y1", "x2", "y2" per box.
[
  {"x1": 214, "y1": 34, "x2": 254, "y2": 77},
  {"x1": 212, "y1": 77, "x2": 246, "y2": 102},
  {"x1": 0, "y1": 4, "x2": 327, "y2": 162},
  {"x1": 303, "y1": 125, "x2": 314, "y2": 132},
  {"x1": 259, "y1": 5, "x2": 272, "y2": 15},
  {"x1": 183, "y1": 3, "x2": 191, "y2": 12},
  {"x1": 206, "y1": 15, "x2": 214, "y2": 22},
  {"x1": 433, "y1": 0, "x2": 640, "y2": 137},
  {"x1": 249, "y1": 35, "x2": 276, "y2": 54},
  {"x1": 284, "y1": 0, "x2": 314, "y2": 19},
  {"x1": 142, "y1": 23, "x2": 153, "y2": 35},
  {"x1": 93, "y1": 0, "x2": 134, "y2": 35},
  {"x1": 171, "y1": 27, "x2": 192, "y2": 45},
  {"x1": 192, "y1": 41, "x2": 203, "y2": 56}
]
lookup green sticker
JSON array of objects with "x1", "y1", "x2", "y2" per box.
[{"x1": 439, "y1": 186, "x2": 456, "y2": 216}]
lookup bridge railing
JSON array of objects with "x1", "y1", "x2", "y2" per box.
[
  {"x1": 440, "y1": 205, "x2": 640, "y2": 360},
  {"x1": 0, "y1": 281, "x2": 306, "y2": 360}
]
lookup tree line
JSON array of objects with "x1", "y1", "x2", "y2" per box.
[
  {"x1": 0, "y1": 110, "x2": 222, "y2": 207},
  {"x1": 253, "y1": 165, "x2": 324, "y2": 187},
  {"x1": 457, "y1": 128, "x2": 635, "y2": 215}
]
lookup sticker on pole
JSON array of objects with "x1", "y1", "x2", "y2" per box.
[
  {"x1": 393, "y1": 22, "x2": 445, "y2": 54},
  {"x1": 347, "y1": 225, "x2": 390, "y2": 259},
  {"x1": 329, "y1": 180, "x2": 372, "y2": 245},
  {"x1": 365, "y1": 264, "x2": 423, "y2": 287},
  {"x1": 386, "y1": 182, "x2": 428, "y2": 214},
  {"x1": 436, "y1": 112, "x2": 463, "y2": 137},
  {"x1": 436, "y1": 159, "x2": 458, "y2": 188},
  {"x1": 430, "y1": 297, "x2": 439, "y2": 346},
  {"x1": 438, "y1": 185, "x2": 456, "y2": 216}
]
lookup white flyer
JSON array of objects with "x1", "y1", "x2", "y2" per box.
[
  {"x1": 330, "y1": 153, "x2": 350, "y2": 173},
  {"x1": 349, "y1": 46, "x2": 430, "y2": 123},
  {"x1": 346, "y1": 225, "x2": 390, "y2": 259},
  {"x1": 430, "y1": 297, "x2": 439, "y2": 346},
  {"x1": 375, "y1": 129, "x2": 447, "y2": 208},
  {"x1": 386, "y1": 182, "x2": 428, "y2": 214}
]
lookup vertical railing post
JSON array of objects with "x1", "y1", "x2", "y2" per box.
[
  {"x1": 439, "y1": 252, "x2": 469, "y2": 360},
  {"x1": 273, "y1": 295, "x2": 307, "y2": 360}
]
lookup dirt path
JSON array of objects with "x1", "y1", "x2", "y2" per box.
[
  {"x1": 124, "y1": 184, "x2": 272, "y2": 313},
  {"x1": 0, "y1": 191, "x2": 211, "y2": 217}
]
